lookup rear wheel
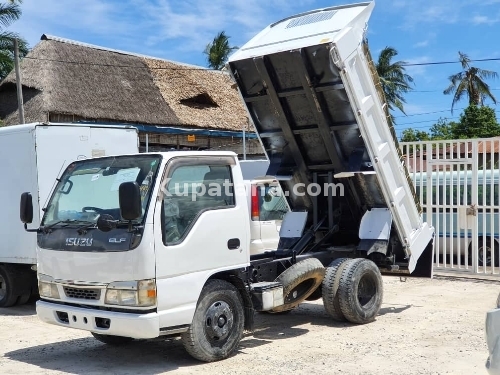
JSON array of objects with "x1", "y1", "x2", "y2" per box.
[
  {"x1": 91, "y1": 333, "x2": 134, "y2": 345},
  {"x1": 338, "y1": 258, "x2": 383, "y2": 324},
  {"x1": 0, "y1": 265, "x2": 21, "y2": 308},
  {"x1": 271, "y1": 258, "x2": 325, "y2": 313},
  {"x1": 322, "y1": 258, "x2": 351, "y2": 321},
  {"x1": 181, "y1": 279, "x2": 244, "y2": 362},
  {"x1": 469, "y1": 238, "x2": 499, "y2": 267}
]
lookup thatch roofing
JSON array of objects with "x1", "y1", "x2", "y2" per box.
[
  {"x1": 146, "y1": 59, "x2": 249, "y2": 131},
  {"x1": 0, "y1": 35, "x2": 250, "y2": 132}
]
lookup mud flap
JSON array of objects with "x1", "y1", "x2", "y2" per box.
[{"x1": 408, "y1": 239, "x2": 434, "y2": 278}]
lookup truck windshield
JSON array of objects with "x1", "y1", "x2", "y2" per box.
[{"x1": 41, "y1": 155, "x2": 161, "y2": 227}]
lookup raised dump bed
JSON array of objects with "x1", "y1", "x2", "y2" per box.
[{"x1": 228, "y1": 1, "x2": 434, "y2": 275}]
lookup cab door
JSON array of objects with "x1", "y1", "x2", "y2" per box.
[{"x1": 153, "y1": 155, "x2": 249, "y2": 329}]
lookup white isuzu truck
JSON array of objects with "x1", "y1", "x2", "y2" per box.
[
  {"x1": 0, "y1": 122, "x2": 139, "y2": 307},
  {"x1": 19, "y1": 2, "x2": 434, "y2": 362}
]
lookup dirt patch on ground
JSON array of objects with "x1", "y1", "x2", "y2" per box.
[{"x1": 0, "y1": 275, "x2": 498, "y2": 375}]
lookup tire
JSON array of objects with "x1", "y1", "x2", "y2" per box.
[
  {"x1": 181, "y1": 279, "x2": 245, "y2": 362},
  {"x1": 91, "y1": 332, "x2": 134, "y2": 345},
  {"x1": 16, "y1": 291, "x2": 32, "y2": 305},
  {"x1": 338, "y1": 258, "x2": 383, "y2": 324},
  {"x1": 470, "y1": 238, "x2": 499, "y2": 267},
  {"x1": 322, "y1": 258, "x2": 351, "y2": 321},
  {"x1": 271, "y1": 258, "x2": 325, "y2": 313},
  {"x1": 0, "y1": 265, "x2": 21, "y2": 308}
]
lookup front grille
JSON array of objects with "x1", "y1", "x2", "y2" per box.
[{"x1": 63, "y1": 286, "x2": 101, "y2": 300}]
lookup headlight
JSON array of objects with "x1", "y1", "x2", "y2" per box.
[
  {"x1": 105, "y1": 279, "x2": 156, "y2": 307},
  {"x1": 38, "y1": 274, "x2": 60, "y2": 299}
]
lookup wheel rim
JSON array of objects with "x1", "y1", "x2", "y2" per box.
[
  {"x1": 478, "y1": 245, "x2": 492, "y2": 266},
  {"x1": 284, "y1": 279, "x2": 315, "y2": 304},
  {"x1": 357, "y1": 273, "x2": 377, "y2": 308},
  {"x1": 204, "y1": 301, "x2": 234, "y2": 344},
  {"x1": 0, "y1": 274, "x2": 6, "y2": 300}
]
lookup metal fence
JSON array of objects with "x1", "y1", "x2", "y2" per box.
[{"x1": 400, "y1": 138, "x2": 500, "y2": 275}]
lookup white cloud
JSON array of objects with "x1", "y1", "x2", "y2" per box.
[
  {"x1": 6, "y1": 0, "x2": 140, "y2": 49},
  {"x1": 472, "y1": 15, "x2": 500, "y2": 24},
  {"x1": 136, "y1": 0, "x2": 317, "y2": 57},
  {"x1": 7, "y1": 0, "x2": 319, "y2": 58},
  {"x1": 413, "y1": 40, "x2": 429, "y2": 48}
]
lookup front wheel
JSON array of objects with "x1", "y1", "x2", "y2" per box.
[
  {"x1": 91, "y1": 333, "x2": 134, "y2": 345},
  {"x1": 181, "y1": 279, "x2": 244, "y2": 362}
]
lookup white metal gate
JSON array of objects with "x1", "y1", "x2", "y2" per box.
[{"x1": 400, "y1": 138, "x2": 500, "y2": 275}]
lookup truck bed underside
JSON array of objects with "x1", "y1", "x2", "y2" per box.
[
  {"x1": 231, "y1": 46, "x2": 395, "y2": 247},
  {"x1": 228, "y1": 3, "x2": 434, "y2": 277}
]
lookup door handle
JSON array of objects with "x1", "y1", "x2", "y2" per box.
[{"x1": 227, "y1": 238, "x2": 240, "y2": 250}]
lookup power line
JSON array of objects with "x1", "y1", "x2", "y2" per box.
[
  {"x1": 395, "y1": 107, "x2": 500, "y2": 119},
  {"x1": 21, "y1": 56, "x2": 217, "y2": 72},
  {"x1": 17, "y1": 55, "x2": 500, "y2": 121},
  {"x1": 396, "y1": 109, "x2": 500, "y2": 126},
  {"x1": 22, "y1": 54, "x2": 500, "y2": 75},
  {"x1": 402, "y1": 57, "x2": 500, "y2": 66},
  {"x1": 410, "y1": 88, "x2": 500, "y2": 93},
  {"x1": 394, "y1": 108, "x2": 465, "y2": 118}
]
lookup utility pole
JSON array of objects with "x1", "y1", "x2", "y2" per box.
[
  {"x1": 242, "y1": 120, "x2": 246, "y2": 160},
  {"x1": 14, "y1": 38, "x2": 25, "y2": 124}
]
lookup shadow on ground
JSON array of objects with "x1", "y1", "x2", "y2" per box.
[
  {"x1": 5, "y1": 301, "x2": 414, "y2": 373},
  {"x1": 0, "y1": 300, "x2": 36, "y2": 317}
]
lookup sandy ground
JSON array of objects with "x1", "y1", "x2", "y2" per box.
[{"x1": 0, "y1": 275, "x2": 498, "y2": 375}]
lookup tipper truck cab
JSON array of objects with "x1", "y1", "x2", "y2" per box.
[
  {"x1": 19, "y1": 1, "x2": 434, "y2": 363},
  {"x1": 0, "y1": 122, "x2": 139, "y2": 307}
]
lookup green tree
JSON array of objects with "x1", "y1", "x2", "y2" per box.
[
  {"x1": 203, "y1": 31, "x2": 238, "y2": 70},
  {"x1": 0, "y1": 0, "x2": 29, "y2": 81},
  {"x1": 375, "y1": 46, "x2": 414, "y2": 123},
  {"x1": 401, "y1": 106, "x2": 500, "y2": 142},
  {"x1": 429, "y1": 118, "x2": 457, "y2": 140},
  {"x1": 400, "y1": 128, "x2": 430, "y2": 142},
  {"x1": 452, "y1": 105, "x2": 500, "y2": 139},
  {"x1": 443, "y1": 51, "x2": 498, "y2": 114}
]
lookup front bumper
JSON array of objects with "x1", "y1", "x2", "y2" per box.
[
  {"x1": 36, "y1": 300, "x2": 160, "y2": 339},
  {"x1": 486, "y1": 308, "x2": 500, "y2": 375}
]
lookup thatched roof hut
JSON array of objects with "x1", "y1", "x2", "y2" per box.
[
  {"x1": 0, "y1": 34, "x2": 253, "y2": 132},
  {"x1": 0, "y1": 34, "x2": 262, "y2": 156}
]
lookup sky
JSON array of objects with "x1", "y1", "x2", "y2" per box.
[{"x1": 6, "y1": 0, "x2": 500, "y2": 138}]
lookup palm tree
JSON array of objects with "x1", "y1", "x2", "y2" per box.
[
  {"x1": 443, "y1": 51, "x2": 498, "y2": 114},
  {"x1": 203, "y1": 31, "x2": 238, "y2": 70},
  {"x1": 0, "y1": 0, "x2": 28, "y2": 81},
  {"x1": 375, "y1": 46, "x2": 414, "y2": 123}
]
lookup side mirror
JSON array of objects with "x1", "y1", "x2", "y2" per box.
[
  {"x1": 119, "y1": 182, "x2": 142, "y2": 221},
  {"x1": 20, "y1": 192, "x2": 33, "y2": 224}
]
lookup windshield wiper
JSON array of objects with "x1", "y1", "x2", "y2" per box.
[
  {"x1": 75, "y1": 221, "x2": 98, "y2": 235},
  {"x1": 41, "y1": 219, "x2": 93, "y2": 233},
  {"x1": 96, "y1": 214, "x2": 143, "y2": 233}
]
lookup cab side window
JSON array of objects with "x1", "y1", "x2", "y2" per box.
[
  {"x1": 162, "y1": 163, "x2": 234, "y2": 245},
  {"x1": 256, "y1": 185, "x2": 288, "y2": 221}
]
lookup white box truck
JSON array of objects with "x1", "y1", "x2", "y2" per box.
[
  {"x1": 19, "y1": 1, "x2": 434, "y2": 363},
  {"x1": 0, "y1": 122, "x2": 139, "y2": 307}
]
